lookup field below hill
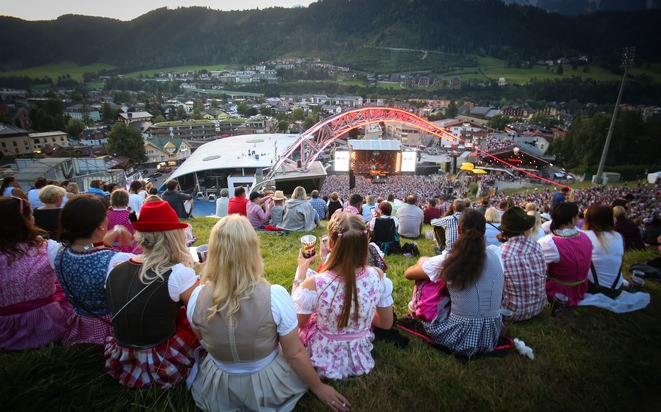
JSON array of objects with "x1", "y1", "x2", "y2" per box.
[
  {"x1": 3, "y1": 56, "x2": 660, "y2": 89},
  {"x1": 1, "y1": 195, "x2": 660, "y2": 411}
]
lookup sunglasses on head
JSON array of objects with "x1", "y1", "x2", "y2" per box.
[{"x1": 11, "y1": 196, "x2": 25, "y2": 214}]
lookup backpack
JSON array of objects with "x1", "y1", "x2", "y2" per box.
[
  {"x1": 411, "y1": 279, "x2": 450, "y2": 322},
  {"x1": 401, "y1": 242, "x2": 420, "y2": 257}
]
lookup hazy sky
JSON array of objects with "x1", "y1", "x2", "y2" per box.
[{"x1": 0, "y1": 1, "x2": 317, "y2": 21}]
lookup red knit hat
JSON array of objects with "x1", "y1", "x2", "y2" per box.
[{"x1": 131, "y1": 200, "x2": 188, "y2": 232}]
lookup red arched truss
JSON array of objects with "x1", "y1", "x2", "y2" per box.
[
  {"x1": 262, "y1": 107, "x2": 569, "y2": 189},
  {"x1": 266, "y1": 107, "x2": 460, "y2": 176}
]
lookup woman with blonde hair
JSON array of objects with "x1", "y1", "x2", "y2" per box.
[
  {"x1": 33, "y1": 184, "x2": 67, "y2": 238},
  {"x1": 278, "y1": 186, "x2": 318, "y2": 232},
  {"x1": 188, "y1": 215, "x2": 348, "y2": 411},
  {"x1": 527, "y1": 210, "x2": 545, "y2": 241},
  {"x1": 104, "y1": 200, "x2": 200, "y2": 388},
  {"x1": 613, "y1": 205, "x2": 645, "y2": 250},
  {"x1": 293, "y1": 212, "x2": 395, "y2": 379},
  {"x1": 484, "y1": 206, "x2": 501, "y2": 247}
]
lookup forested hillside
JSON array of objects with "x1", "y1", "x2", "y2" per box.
[{"x1": 0, "y1": 0, "x2": 659, "y2": 71}]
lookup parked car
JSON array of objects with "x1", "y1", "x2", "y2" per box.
[
  {"x1": 150, "y1": 172, "x2": 163, "y2": 178},
  {"x1": 160, "y1": 166, "x2": 172, "y2": 173}
]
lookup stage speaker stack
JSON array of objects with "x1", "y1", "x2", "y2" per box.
[{"x1": 349, "y1": 169, "x2": 355, "y2": 189}]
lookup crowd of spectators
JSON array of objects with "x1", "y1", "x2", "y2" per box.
[{"x1": 1, "y1": 168, "x2": 659, "y2": 410}]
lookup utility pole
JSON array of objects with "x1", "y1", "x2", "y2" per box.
[{"x1": 595, "y1": 46, "x2": 635, "y2": 184}]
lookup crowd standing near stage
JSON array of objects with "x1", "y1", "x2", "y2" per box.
[{"x1": 1, "y1": 170, "x2": 659, "y2": 411}]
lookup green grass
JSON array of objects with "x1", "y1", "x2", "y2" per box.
[
  {"x1": 2, "y1": 212, "x2": 660, "y2": 411},
  {"x1": 122, "y1": 65, "x2": 230, "y2": 79},
  {"x1": 0, "y1": 62, "x2": 116, "y2": 82}
]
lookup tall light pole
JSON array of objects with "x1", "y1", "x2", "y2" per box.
[{"x1": 595, "y1": 46, "x2": 635, "y2": 184}]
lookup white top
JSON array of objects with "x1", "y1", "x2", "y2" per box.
[
  {"x1": 537, "y1": 227, "x2": 579, "y2": 264},
  {"x1": 292, "y1": 268, "x2": 394, "y2": 314},
  {"x1": 484, "y1": 222, "x2": 501, "y2": 247},
  {"x1": 28, "y1": 188, "x2": 44, "y2": 208},
  {"x1": 129, "y1": 193, "x2": 144, "y2": 216},
  {"x1": 582, "y1": 230, "x2": 625, "y2": 289},
  {"x1": 421, "y1": 246, "x2": 503, "y2": 282},
  {"x1": 47, "y1": 239, "x2": 133, "y2": 278},
  {"x1": 187, "y1": 283, "x2": 297, "y2": 337},
  {"x1": 541, "y1": 220, "x2": 552, "y2": 234},
  {"x1": 369, "y1": 215, "x2": 399, "y2": 232},
  {"x1": 154, "y1": 262, "x2": 199, "y2": 301}
]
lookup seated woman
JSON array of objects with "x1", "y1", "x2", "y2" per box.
[
  {"x1": 369, "y1": 201, "x2": 400, "y2": 254},
  {"x1": 582, "y1": 204, "x2": 625, "y2": 298},
  {"x1": 106, "y1": 189, "x2": 141, "y2": 253},
  {"x1": 538, "y1": 202, "x2": 593, "y2": 306},
  {"x1": 47, "y1": 195, "x2": 134, "y2": 345},
  {"x1": 405, "y1": 209, "x2": 503, "y2": 358},
  {"x1": 498, "y1": 207, "x2": 547, "y2": 321},
  {"x1": 278, "y1": 186, "x2": 318, "y2": 232},
  {"x1": 104, "y1": 200, "x2": 200, "y2": 388},
  {"x1": 484, "y1": 207, "x2": 501, "y2": 247},
  {"x1": 188, "y1": 215, "x2": 348, "y2": 411},
  {"x1": 0, "y1": 196, "x2": 73, "y2": 351},
  {"x1": 33, "y1": 184, "x2": 66, "y2": 238},
  {"x1": 293, "y1": 212, "x2": 395, "y2": 379},
  {"x1": 613, "y1": 206, "x2": 645, "y2": 250}
]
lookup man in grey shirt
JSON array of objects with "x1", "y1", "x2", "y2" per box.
[{"x1": 396, "y1": 195, "x2": 424, "y2": 239}]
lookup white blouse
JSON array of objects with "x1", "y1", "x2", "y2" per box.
[{"x1": 292, "y1": 267, "x2": 394, "y2": 315}]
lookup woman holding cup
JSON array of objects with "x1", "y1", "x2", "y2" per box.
[{"x1": 293, "y1": 212, "x2": 395, "y2": 379}]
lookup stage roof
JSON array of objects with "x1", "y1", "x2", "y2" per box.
[
  {"x1": 170, "y1": 134, "x2": 300, "y2": 179},
  {"x1": 348, "y1": 139, "x2": 401, "y2": 151}
]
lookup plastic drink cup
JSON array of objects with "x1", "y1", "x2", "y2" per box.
[
  {"x1": 630, "y1": 275, "x2": 645, "y2": 293},
  {"x1": 300, "y1": 235, "x2": 317, "y2": 258},
  {"x1": 321, "y1": 235, "x2": 329, "y2": 248},
  {"x1": 551, "y1": 293, "x2": 569, "y2": 317},
  {"x1": 499, "y1": 308, "x2": 513, "y2": 337},
  {"x1": 196, "y1": 244, "x2": 209, "y2": 263}
]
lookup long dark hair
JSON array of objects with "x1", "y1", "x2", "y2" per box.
[
  {"x1": 322, "y1": 212, "x2": 369, "y2": 328},
  {"x1": 550, "y1": 202, "x2": 579, "y2": 234},
  {"x1": 440, "y1": 209, "x2": 486, "y2": 290},
  {"x1": 58, "y1": 195, "x2": 107, "y2": 245},
  {"x1": 0, "y1": 196, "x2": 46, "y2": 264}
]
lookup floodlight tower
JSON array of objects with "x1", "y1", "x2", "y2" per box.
[{"x1": 595, "y1": 46, "x2": 635, "y2": 184}]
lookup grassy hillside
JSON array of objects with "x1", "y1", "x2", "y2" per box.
[
  {"x1": 1, "y1": 209, "x2": 660, "y2": 411},
  {"x1": 0, "y1": 62, "x2": 116, "y2": 82},
  {"x1": 3, "y1": 56, "x2": 661, "y2": 90}
]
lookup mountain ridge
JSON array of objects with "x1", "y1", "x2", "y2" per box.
[{"x1": 0, "y1": 0, "x2": 658, "y2": 71}]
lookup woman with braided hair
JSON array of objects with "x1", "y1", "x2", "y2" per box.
[
  {"x1": 46, "y1": 194, "x2": 134, "y2": 345},
  {"x1": 405, "y1": 208, "x2": 504, "y2": 357},
  {"x1": 293, "y1": 212, "x2": 395, "y2": 379}
]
